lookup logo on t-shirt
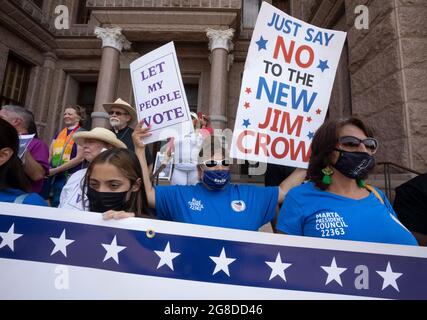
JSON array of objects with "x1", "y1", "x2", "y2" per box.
[
  {"x1": 188, "y1": 198, "x2": 204, "y2": 211},
  {"x1": 231, "y1": 200, "x2": 246, "y2": 212}
]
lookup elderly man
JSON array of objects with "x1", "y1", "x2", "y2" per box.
[
  {"x1": 58, "y1": 127, "x2": 126, "y2": 210},
  {"x1": 103, "y1": 98, "x2": 153, "y2": 171},
  {"x1": 0, "y1": 105, "x2": 49, "y2": 193}
]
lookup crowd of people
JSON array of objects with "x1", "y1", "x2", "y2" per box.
[{"x1": 0, "y1": 99, "x2": 425, "y2": 247}]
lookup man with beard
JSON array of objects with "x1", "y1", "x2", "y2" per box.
[{"x1": 103, "y1": 98, "x2": 153, "y2": 172}]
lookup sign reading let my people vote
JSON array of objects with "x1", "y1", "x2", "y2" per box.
[
  {"x1": 230, "y1": 2, "x2": 346, "y2": 168},
  {"x1": 130, "y1": 42, "x2": 193, "y2": 144}
]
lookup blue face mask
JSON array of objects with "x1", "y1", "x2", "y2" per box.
[{"x1": 202, "y1": 170, "x2": 231, "y2": 190}]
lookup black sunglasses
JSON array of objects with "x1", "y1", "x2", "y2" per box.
[
  {"x1": 108, "y1": 111, "x2": 128, "y2": 116},
  {"x1": 202, "y1": 159, "x2": 230, "y2": 168},
  {"x1": 338, "y1": 136, "x2": 379, "y2": 153}
]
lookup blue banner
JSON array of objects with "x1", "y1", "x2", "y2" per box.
[{"x1": 1, "y1": 203, "x2": 426, "y2": 299}]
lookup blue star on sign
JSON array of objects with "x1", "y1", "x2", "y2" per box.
[
  {"x1": 242, "y1": 119, "x2": 251, "y2": 128},
  {"x1": 307, "y1": 131, "x2": 314, "y2": 140},
  {"x1": 317, "y1": 60, "x2": 330, "y2": 72},
  {"x1": 255, "y1": 36, "x2": 268, "y2": 51}
]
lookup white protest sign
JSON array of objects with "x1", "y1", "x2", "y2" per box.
[
  {"x1": 130, "y1": 42, "x2": 193, "y2": 144},
  {"x1": 230, "y1": 2, "x2": 347, "y2": 168},
  {"x1": 18, "y1": 134, "x2": 35, "y2": 159}
]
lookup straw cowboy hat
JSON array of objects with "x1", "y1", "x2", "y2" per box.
[
  {"x1": 73, "y1": 127, "x2": 127, "y2": 149},
  {"x1": 103, "y1": 98, "x2": 137, "y2": 127}
]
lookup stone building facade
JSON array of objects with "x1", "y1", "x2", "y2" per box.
[{"x1": 0, "y1": 0, "x2": 426, "y2": 178}]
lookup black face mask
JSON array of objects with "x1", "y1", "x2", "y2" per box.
[
  {"x1": 87, "y1": 186, "x2": 129, "y2": 213},
  {"x1": 333, "y1": 149, "x2": 375, "y2": 179}
]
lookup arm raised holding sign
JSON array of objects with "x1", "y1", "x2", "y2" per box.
[
  {"x1": 132, "y1": 123, "x2": 156, "y2": 208},
  {"x1": 132, "y1": 120, "x2": 306, "y2": 231}
]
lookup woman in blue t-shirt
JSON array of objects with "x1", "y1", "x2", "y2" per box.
[
  {"x1": 276, "y1": 117, "x2": 417, "y2": 246},
  {"x1": 0, "y1": 118, "x2": 47, "y2": 206}
]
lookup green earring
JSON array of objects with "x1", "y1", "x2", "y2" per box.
[
  {"x1": 322, "y1": 166, "x2": 334, "y2": 185},
  {"x1": 357, "y1": 179, "x2": 366, "y2": 188}
]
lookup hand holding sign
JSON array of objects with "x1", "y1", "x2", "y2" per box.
[{"x1": 132, "y1": 122, "x2": 152, "y2": 150}]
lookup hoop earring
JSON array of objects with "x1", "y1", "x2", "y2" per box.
[{"x1": 322, "y1": 166, "x2": 334, "y2": 185}]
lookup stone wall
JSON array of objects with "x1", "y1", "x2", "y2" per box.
[
  {"x1": 344, "y1": 0, "x2": 427, "y2": 173},
  {"x1": 398, "y1": 0, "x2": 427, "y2": 172}
]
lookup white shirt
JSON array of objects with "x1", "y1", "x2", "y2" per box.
[{"x1": 58, "y1": 168, "x2": 87, "y2": 211}]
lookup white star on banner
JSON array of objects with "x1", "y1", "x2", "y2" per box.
[
  {"x1": 50, "y1": 229, "x2": 75, "y2": 257},
  {"x1": 265, "y1": 252, "x2": 292, "y2": 281},
  {"x1": 321, "y1": 257, "x2": 347, "y2": 286},
  {"x1": 102, "y1": 235, "x2": 126, "y2": 264},
  {"x1": 0, "y1": 223, "x2": 23, "y2": 251},
  {"x1": 376, "y1": 262, "x2": 403, "y2": 292},
  {"x1": 154, "y1": 242, "x2": 181, "y2": 271},
  {"x1": 209, "y1": 247, "x2": 236, "y2": 277}
]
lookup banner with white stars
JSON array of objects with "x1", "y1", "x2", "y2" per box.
[
  {"x1": 230, "y1": 2, "x2": 347, "y2": 168},
  {"x1": 1, "y1": 203, "x2": 427, "y2": 299}
]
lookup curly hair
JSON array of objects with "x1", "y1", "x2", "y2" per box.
[{"x1": 307, "y1": 117, "x2": 374, "y2": 190}]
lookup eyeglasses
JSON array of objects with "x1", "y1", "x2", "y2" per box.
[
  {"x1": 108, "y1": 111, "x2": 128, "y2": 116},
  {"x1": 202, "y1": 159, "x2": 230, "y2": 168},
  {"x1": 338, "y1": 136, "x2": 379, "y2": 154}
]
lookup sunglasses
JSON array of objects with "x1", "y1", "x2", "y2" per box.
[
  {"x1": 338, "y1": 136, "x2": 379, "y2": 153},
  {"x1": 202, "y1": 159, "x2": 230, "y2": 168},
  {"x1": 108, "y1": 111, "x2": 128, "y2": 116}
]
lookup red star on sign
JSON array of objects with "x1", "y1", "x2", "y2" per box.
[
  {"x1": 316, "y1": 108, "x2": 322, "y2": 115},
  {"x1": 245, "y1": 87, "x2": 252, "y2": 94},
  {"x1": 307, "y1": 116, "x2": 312, "y2": 123},
  {"x1": 244, "y1": 102, "x2": 250, "y2": 109}
]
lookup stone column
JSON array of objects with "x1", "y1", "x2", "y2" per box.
[
  {"x1": 29, "y1": 52, "x2": 57, "y2": 138},
  {"x1": 0, "y1": 44, "x2": 9, "y2": 92},
  {"x1": 206, "y1": 28, "x2": 234, "y2": 130},
  {"x1": 92, "y1": 26, "x2": 131, "y2": 128}
]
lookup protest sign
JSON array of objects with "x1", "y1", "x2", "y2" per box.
[
  {"x1": 230, "y1": 2, "x2": 347, "y2": 168},
  {"x1": 1, "y1": 203, "x2": 426, "y2": 299},
  {"x1": 18, "y1": 134, "x2": 35, "y2": 159},
  {"x1": 130, "y1": 42, "x2": 193, "y2": 144}
]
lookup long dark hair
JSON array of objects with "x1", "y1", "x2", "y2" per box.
[
  {"x1": 307, "y1": 117, "x2": 374, "y2": 190},
  {"x1": 82, "y1": 148, "x2": 152, "y2": 218},
  {"x1": 0, "y1": 118, "x2": 31, "y2": 191}
]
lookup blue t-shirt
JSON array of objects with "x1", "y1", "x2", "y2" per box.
[
  {"x1": 0, "y1": 188, "x2": 48, "y2": 207},
  {"x1": 155, "y1": 183, "x2": 279, "y2": 231},
  {"x1": 277, "y1": 182, "x2": 418, "y2": 246}
]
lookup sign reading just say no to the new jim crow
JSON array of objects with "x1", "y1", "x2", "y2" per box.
[
  {"x1": 231, "y1": 2, "x2": 346, "y2": 168},
  {"x1": 130, "y1": 42, "x2": 194, "y2": 144}
]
